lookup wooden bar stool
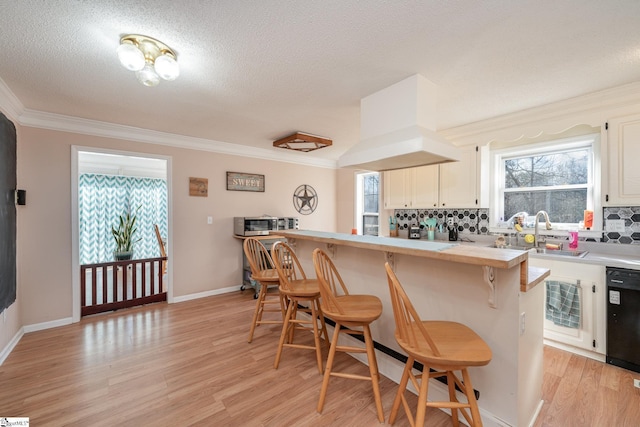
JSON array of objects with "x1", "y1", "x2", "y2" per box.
[
  {"x1": 243, "y1": 238, "x2": 286, "y2": 343},
  {"x1": 272, "y1": 241, "x2": 329, "y2": 374},
  {"x1": 312, "y1": 248, "x2": 385, "y2": 423},
  {"x1": 384, "y1": 262, "x2": 492, "y2": 427}
]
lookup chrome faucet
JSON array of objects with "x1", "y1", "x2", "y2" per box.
[{"x1": 534, "y1": 210, "x2": 552, "y2": 247}]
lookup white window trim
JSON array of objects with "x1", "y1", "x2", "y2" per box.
[
  {"x1": 356, "y1": 171, "x2": 379, "y2": 235},
  {"x1": 490, "y1": 133, "x2": 602, "y2": 233}
]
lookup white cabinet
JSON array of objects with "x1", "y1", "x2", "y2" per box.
[
  {"x1": 383, "y1": 168, "x2": 412, "y2": 209},
  {"x1": 438, "y1": 145, "x2": 478, "y2": 208},
  {"x1": 605, "y1": 113, "x2": 640, "y2": 205},
  {"x1": 529, "y1": 257, "x2": 606, "y2": 358},
  {"x1": 412, "y1": 165, "x2": 439, "y2": 208},
  {"x1": 383, "y1": 145, "x2": 480, "y2": 209},
  {"x1": 383, "y1": 165, "x2": 438, "y2": 209},
  {"x1": 382, "y1": 168, "x2": 405, "y2": 209}
]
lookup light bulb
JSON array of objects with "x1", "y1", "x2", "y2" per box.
[
  {"x1": 117, "y1": 42, "x2": 145, "y2": 71},
  {"x1": 135, "y1": 62, "x2": 160, "y2": 87},
  {"x1": 154, "y1": 54, "x2": 179, "y2": 80}
]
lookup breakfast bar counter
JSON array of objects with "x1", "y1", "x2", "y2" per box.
[{"x1": 275, "y1": 230, "x2": 550, "y2": 427}]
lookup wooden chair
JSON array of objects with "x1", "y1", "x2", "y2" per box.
[
  {"x1": 243, "y1": 238, "x2": 286, "y2": 343},
  {"x1": 384, "y1": 262, "x2": 492, "y2": 427},
  {"x1": 272, "y1": 241, "x2": 329, "y2": 374},
  {"x1": 312, "y1": 248, "x2": 385, "y2": 422},
  {"x1": 154, "y1": 224, "x2": 167, "y2": 276}
]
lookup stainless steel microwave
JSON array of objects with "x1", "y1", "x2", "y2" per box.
[
  {"x1": 234, "y1": 217, "x2": 278, "y2": 236},
  {"x1": 277, "y1": 217, "x2": 299, "y2": 230}
]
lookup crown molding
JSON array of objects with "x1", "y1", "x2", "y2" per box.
[
  {"x1": 0, "y1": 77, "x2": 337, "y2": 169},
  {"x1": 441, "y1": 81, "x2": 640, "y2": 145},
  {"x1": 0, "y1": 76, "x2": 24, "y2": 122},
  {"x1": 19, "y1": 109, "x2": 338, "y2": 169}
]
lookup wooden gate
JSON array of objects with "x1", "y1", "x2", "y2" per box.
[{"x1": 80, "y1": 257, "x2": 167, "y2": 316}]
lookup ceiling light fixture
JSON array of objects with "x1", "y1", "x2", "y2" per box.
[
  {"x1": 117, "y1": 34, "x2": 179, "y2": 87},
  {"x1": 273, "y1": 132, "x2": 332, "y2": 152}
]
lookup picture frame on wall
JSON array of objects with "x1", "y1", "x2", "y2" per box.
[
  {"x1": 226, "y1": 172, "x2": 265, "y2": 192},
  {"x1": 189, "y1": 177, "x2": 208, "y2": 197}
]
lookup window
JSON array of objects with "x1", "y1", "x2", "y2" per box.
[
  {"x1": 356, "y1": 172, "x2": 379, "y2": 235},
  {"x1": 495, "y1": 135, "x2": 597, "y2": 228}
]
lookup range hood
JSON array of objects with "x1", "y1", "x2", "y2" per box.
[{"x1": 338, "y1": 74, "x2": 460, "y2": 171}]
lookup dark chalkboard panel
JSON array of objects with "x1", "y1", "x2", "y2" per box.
[{"x1": 0, "y1": 112, "x2": 16, "y2": 313}]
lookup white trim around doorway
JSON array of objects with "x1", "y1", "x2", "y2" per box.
[{"x1": 71, "y1": 146, "x2": 173, "y2": 323}]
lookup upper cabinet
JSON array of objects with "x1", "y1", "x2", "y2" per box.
[
  {"x1": 605, "y1": 113, "x2": 640, "y2": 205},
  {"x1": 438, "y1": 145, "x2": 479, "y2": 208},
  {"x1": 382, "y1": 165, "x2": 438, "y2": 209},
  {"x1": 383, "y1": 145, "x2": 481, "y2": 209},
  {"x1": 413, "y1": 165, "x2": 439, "y2": 208},
  {"x1": 383, "y1": 168, "x2": 413, "y2": 209}
]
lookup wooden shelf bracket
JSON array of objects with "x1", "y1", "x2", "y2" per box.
[
  {"x1": 483, "y1": 266, "x2": 497, "y2": 309},
  {"x1": 326, "y1": 243, "x2": 336, "y2": 258},
  {"x1": 385, "y1": 252, "x2": 395, "y2": 271}
]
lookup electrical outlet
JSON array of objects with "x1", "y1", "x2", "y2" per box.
[
  {"x1": 605, "y1": 219, "x2": 625, "y2": 232},
  {"x1": 207, "y1": 216, "x2": 213, "y2": 225},
  {"x1": 634, "y1": 379, "x2": 640, "y2": 389},
  {"x1": 447, "y1": 217, "x2": 454, "y2": 226}
]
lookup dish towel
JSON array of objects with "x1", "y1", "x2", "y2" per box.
[{"x1": 545, "y1": 280, "x2": 581, "y2": 329}]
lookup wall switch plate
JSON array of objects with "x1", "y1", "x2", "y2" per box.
[
  {"x1": 634, "y1": 379, "x2": 640, "y2": 389},
  {"x1": 605, "y1": 219, "x2": 625, "y2": 232},
  {"x1": 520, "y1": 312, "x2": 526, "y2": 336},
  {"x1": 207, "y1": 216, "x2": 213, "y2": 225}
]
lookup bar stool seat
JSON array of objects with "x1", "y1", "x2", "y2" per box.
[
  {"x1": 243, "y1": 238, "x2": 286, "y2": 343},
  {"x1": 313, "y1": 248, "x2": 385, "y2": 423},
  {"x1": 272, "y1": 241, "x2": 329, "y2": 375},
  {"x1": 326, "y1": 294, "x2": 382, "y2": 324},
  {"x1": 385, "y1": 262, "x2": 492, "y2": 427}
]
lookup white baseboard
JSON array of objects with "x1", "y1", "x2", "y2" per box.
[
  {"x1": 543, "y1": 339, "x2": 606, "y2": 362},
  {"x1": 529, "y1": 399, "x2": 545, "y2": 427},
  {"x1": 0, "y1": 327, "x2": 24, "y2": 366},
  {"x1": 172, "y1": 285, "x2": 239, "y2": 303},
  {"x1": 23, "y1": 317, "x2": 73, "y2": 333}
]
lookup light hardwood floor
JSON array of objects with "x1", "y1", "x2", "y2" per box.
[{"x1": 1, "y1": 291, "x2": 638, "y2": 426}]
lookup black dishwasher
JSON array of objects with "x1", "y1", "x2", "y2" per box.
[{"x1": 606, "y1": 267, "x2": 640, "y2": 373}]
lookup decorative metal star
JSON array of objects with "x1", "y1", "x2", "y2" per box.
[{"x1": 293, "y1": 184, "x2": 318, "y2": 214}]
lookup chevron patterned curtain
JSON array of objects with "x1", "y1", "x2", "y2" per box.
[{"x1": 79, "y1": 174, "x2": 168, "y2": 264}]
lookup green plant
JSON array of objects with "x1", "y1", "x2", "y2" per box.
[{"x1": 111, "y1": 206, "x2": 142, "y2": 253}]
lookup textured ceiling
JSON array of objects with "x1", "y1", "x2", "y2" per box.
[{"x1": 1, "y1": 1, "x2": 639, "y2": 161}]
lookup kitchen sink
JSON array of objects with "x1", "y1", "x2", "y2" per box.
[
  {"x1": 491, "y1": 245, "x2": 588, "y2": 258},
  {"x1": 533, "y1": 248, "x2": 588, "y2": 258}
]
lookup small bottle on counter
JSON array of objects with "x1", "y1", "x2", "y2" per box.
[
  {"x1": 583, "y1": 210, "x2": 593, "y2": 230},
  {"x1": 568, "y1": 230, "x2": 579, "y2": 250}
]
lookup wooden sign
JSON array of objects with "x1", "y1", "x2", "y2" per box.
[
  {"x1": 189, "y1": 177, "x2": 208, "y2": 197},
  {"x1": 226, "y1": 172, "x2": 265, "y2": 192}
]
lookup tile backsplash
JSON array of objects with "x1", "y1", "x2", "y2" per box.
[
  {"x1": 603, "y1": 207, "x2": 640, "y2": 244},
  {"x1": 393, "y1": 208, "x2": 490, "y2": 236},
  {"x1": 392, "y1": 206, "x2": 640, "y2": 244}
]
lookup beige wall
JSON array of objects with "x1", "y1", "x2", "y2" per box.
[
  {"x1": 14, "y1": 126, "x2": 338, "y2": 327},
  {"x1": 336, "y1": 168, "x2": 356, "y2": 233}
]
